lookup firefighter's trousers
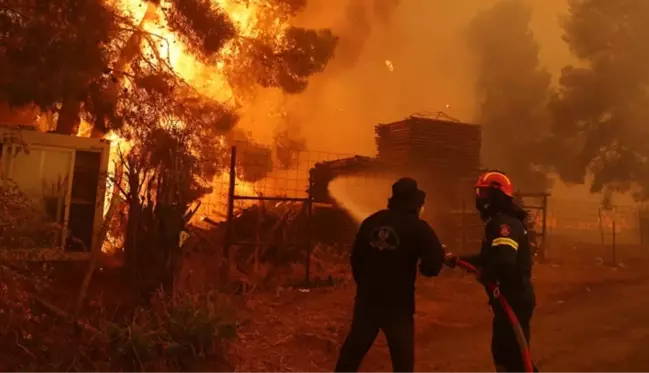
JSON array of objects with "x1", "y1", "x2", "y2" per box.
[
  {"x1": 335, "y1": 300, "x2": 414, "y2": 372},
  {"x1": 491, "y1": 298, "x2": 539, "y2": 372}
]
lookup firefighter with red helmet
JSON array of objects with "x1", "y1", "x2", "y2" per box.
[{"x1": 446, "y1": 171, "x2": 538, "y2": 372}]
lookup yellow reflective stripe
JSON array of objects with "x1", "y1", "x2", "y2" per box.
[{"x1": 492, "y1": 237, "x2": 519, "y2": 250}]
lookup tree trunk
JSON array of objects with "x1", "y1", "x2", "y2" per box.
[{"x1": 155, "y1": 203, "x2": 184, "y2": 294}]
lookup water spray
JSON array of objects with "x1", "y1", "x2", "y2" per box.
[{"x1": 327, "y1": 176, "x2": 393, "y2": 223}]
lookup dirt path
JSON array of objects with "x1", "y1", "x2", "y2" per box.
[
  {"x1": 408, "y1": 280, "x2": 649, "y2": 372},
  {"x1": 534, "y1": 281, "x2": 649, "y2": 372},
  {"x1": 230, "y1": 262, "x2": 649, "y2": 372}
]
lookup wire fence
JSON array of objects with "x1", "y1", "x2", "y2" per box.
[
  {"x1": 191, "y1": 143, "x2": 365, "y2": 284},
  {"x1": 546, "y1": 199, "x2": 642, "y2": 246},
  {"x1": 433, "y1": 196, "x2": 646, "y2": 264},
  {"x1": 187, "y1": 143, "x2": 649, "y2": 279},
  {"x1": 195, "y1": 143, "x2": 357, "y2": 223}
]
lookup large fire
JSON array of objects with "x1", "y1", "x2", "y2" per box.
[
  {"x1": 113, "y1": 0, "x2": 290, "y2": 101},
  {"x1": 93, "y1": 0, "x2": 291, "y2": 252}
]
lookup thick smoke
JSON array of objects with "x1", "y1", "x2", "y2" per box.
[
  {"x1": 545, "y1": 0, "x2": 649, "y2": 201},
  {"x1": 245, "y1": 0, "x2": 487, "y2": 154},
  {"x1": 251, "y1": 1, "x2": 566, "y2": 158},
  {"x1": 330, "y1": 0, "x2": 401, "y2": 70},
  {"x1": 233, "y1": 0, "x2": 404, "y2": 155},
  {"x1": 466, "y1": 0, "x2": 552, "y2": 192}
]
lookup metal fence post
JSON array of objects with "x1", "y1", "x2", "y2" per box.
[
  {"x1": 612, "y1": 220, "x2": 617, "y2": 266},
  {"x1": 541, "y1": 195, "x2": 548, "y2": 260},
  {"x1": 224, "y1": 146, "x2": 237, "y2": 260},
  {"x1": 460, "y1": 199, "x2": 466, "y2": 255},
  {"x1": 305, "y1": 175, "x2": 313, "y2": 285},
  {"x1": 598, "y1": 207, "x2": 605, "y2": 246},
  {"x1": 638, "y1": 207, "x2": 644, "y2": 246}
]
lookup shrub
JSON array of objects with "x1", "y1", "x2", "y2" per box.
[
  {"x1": 0, "y1": 269, "x2": 237, "y2": 372},
  {"x1": 0, "y1": 180, "x2": 60, "y2": 250},
  {"x1": 104, "y1": 290, "x2": 237, "y2": 371}
]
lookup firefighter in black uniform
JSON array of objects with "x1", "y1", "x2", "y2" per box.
[
  {"x1": 334, "y1": 177, "x2": 446, "y2": 372},
  {"x1": 446, "y1": 171, "x2": 538, "y2": 372}
]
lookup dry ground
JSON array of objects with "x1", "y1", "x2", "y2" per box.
[
  {"x1": 3, "y1": 243, "x2": 648, "y2": 372},
  {"x1": 229, "y1": 244, "x2": 649, "y2": 372}
]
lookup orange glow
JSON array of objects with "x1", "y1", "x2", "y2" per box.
[
  {"x1": 76, "y1": 119, "x2": 93, "y2": 137},
  {"x1": 110, "y1": 0, "x2": 291, "y2": 104},
  {"x1": 93, "y1": 0, "x2": 304, "y2": 252},
  {"x1": 102, "y1": 131, "x2": 131, "y2": 216},
  {"x1": 99, "y1": 131, "x2": 130, "y2": 254}
]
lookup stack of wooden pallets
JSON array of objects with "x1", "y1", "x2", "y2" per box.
[
  {"x1": 375, "y1": 114, "x2": 484, "y2": 251},
  {"x1": 375, "y1": 115, "x2": 481, "y2": 175}
]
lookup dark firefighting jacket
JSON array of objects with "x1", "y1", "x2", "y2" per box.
[
  {"x1": 350, "y1": 208, "x2": 445, "y2": 314},
  {"x1": 462, "y1": 213, "x2": 535, "y2": 305}
]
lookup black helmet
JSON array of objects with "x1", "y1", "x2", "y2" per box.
[{"x1": 388, "y1": 177, "x2": 425, "y2": 212}]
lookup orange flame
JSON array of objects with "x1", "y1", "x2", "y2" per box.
[{"x1": 95, "y1": 0, "x2": 286, "y2": 252}]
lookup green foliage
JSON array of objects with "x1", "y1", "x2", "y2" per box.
[
  {"x1": 104, "y1": 291, "x2": 237, "y2": 371},
  {"x1": 547, "y1": 0, "x2": 649, "y2": 199}
]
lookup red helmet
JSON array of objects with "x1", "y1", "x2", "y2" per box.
[{"x1": 475, "y1": 171, "x2": 514, "y2": 198}]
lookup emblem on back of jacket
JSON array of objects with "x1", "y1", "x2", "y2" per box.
[{"x1": 369, "y1": 226, "x2": 400, "y2": 251}]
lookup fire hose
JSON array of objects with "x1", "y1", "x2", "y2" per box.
[{"x1": 453, "y1": 258, "x2": 535, "y2": 373}]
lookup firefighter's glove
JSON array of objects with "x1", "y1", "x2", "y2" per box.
[{"x1": 443, "y1": 252, "x2": 458, "y2": 268}]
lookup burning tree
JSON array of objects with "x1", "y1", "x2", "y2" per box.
[
  {"x1": 0, "y1": 0, "x2": 337, "y2": 134},
  {"x1": 545, "y1": 0, "x2": 649, "y2": 200},
  {"x1": 1, "y1": 0, "x2": 338, "y2": 296},
  {"x1": 466, "y1": 0, "x2": 552, "y2": 191},
  {"x1": 110, "y1": 63, "x2": 233, "y2": 295}
]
